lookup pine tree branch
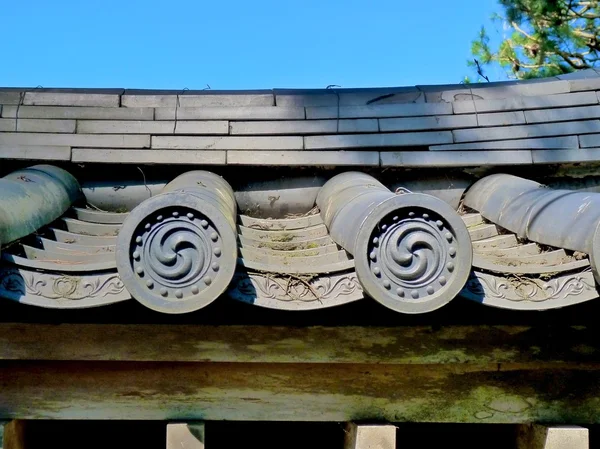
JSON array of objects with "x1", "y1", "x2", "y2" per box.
[
  {"x1": 572, "y1": 29, "x2": 598, "y2": 40},
  {"x1": 511, "y1": 21, "x2": 538, "y2": 41},
  {"x1": 555, "y1": 48, "x2": 593, "y2": 68},
  {"x1": 510, "y1": 20, "x2": 594, "y2": 69},
  {"x1": 469, "y1": 1, "x2": 598, "y2": 79}
]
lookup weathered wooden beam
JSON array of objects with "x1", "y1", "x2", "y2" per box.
[
  {"x1": 1, "y1": 421, "x2": 26, "y2": 449},
  {"x1": 1, "y1": 361, "x2": 600, "y2": 422},
  {"x1": 167, "y1": 423, "x2": 205, "y2": 449},
  {"x1": 2, "y1": 324, "x2": 600, "y2": 365},
  {"x1": 344, "y1": 423, "x2": 396, "y2": 449},
  {"x1": 2, "y1": 324, "x2": 600, "y2": 423},
  {"x1": 517, "y1": 425, "x2": 589, "y2": 449}
]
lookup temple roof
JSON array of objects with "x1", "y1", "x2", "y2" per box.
[{"x1": 1, "y1": 69, "x2": 599, "y2": 167}]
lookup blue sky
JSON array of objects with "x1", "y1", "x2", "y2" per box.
[{"x1": 2, "y1": 0, "x2": 502, "y2": 89}]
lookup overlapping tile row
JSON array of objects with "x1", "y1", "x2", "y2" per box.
[{"x1": 1, "y1": 69, "x2": 600, "y2": 166}]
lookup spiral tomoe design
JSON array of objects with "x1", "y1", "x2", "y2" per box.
[
  {"x1": 365, "y1": 207, "x2": 466, "y2": 308},
  {"x1": 114, "y1": 173, "x2": 238, "y2": 314},
  {"x1": 144, "y1": 220, "x2": 209, "y2": 286},
  {"x1": 128, "y1": 207, "x2": 224, "y2": 304},
  {"x1": 379, "y1": 221, "x2": 445, "y2": 286}
]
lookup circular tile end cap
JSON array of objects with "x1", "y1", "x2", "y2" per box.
[
  {"x1": 589, "y1": 221, "x2": 600, "y2": 285},
  {"x1": 354, "y1": 193, "x2": 473, "y2": 314},
  {"x1": 115, "y1": 191, "x2": 237, "y2": 314}
]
